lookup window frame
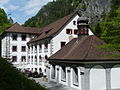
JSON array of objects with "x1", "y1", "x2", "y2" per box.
[
  {"x1": 21, "y1": 46, "x2": 26, "y2": 52},
  {"x1": 12, "y1": 46, "x2": 17, "y2": 52},
  {"x1": 21, "y1": 34, "x2": 26, "y2": 41},
  {"x1": 12, "y1": 34, "x2": 17, "y2": 41}
]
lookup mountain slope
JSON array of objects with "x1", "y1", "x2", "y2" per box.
[
  {"x1": 0, "y1": 57, "x2": 46, "y2": 90},
  {"x1": 23, "y1": 0, "x2": 82, "y2": 27}
]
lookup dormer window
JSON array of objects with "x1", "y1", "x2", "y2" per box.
[
  {"x1": 12, "y1": 34, "x2": 17, "y2": 40},
  {"x1": 21, "y1": 34, "x2": 26, "y2": 41}
]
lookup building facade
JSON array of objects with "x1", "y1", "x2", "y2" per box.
[
  {"x1": 48, "y1": 17, "x2": 120, "y2": 90},
  {"x1": 1, "y1": 23, "x2": 41, "y2": 68}
]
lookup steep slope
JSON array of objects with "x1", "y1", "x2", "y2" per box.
[
  {"x1": 23, "y1": 0, "x2": 82, "y2": 27},
  {"x1": 0, "y1": 57, "x2": 46, "y2": 90},
  {"x1": 23, "y1": 0, "x2": 112, "y2": 29}
]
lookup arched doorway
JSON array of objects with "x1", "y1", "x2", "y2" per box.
[
  {"x1": 90, "y1": 65, "x2": 106, "y2": 90},
  {"x1": 111, "y1": 65, "x2": 120, "y2": 89}
]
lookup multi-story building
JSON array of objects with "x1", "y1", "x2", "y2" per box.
[
  {"x1": 48, "y1": 17, "x2": 120, "y2": 90},
  {"x1": 27, "y1": 12, "x2": 93, "y2": 73},
  {"x1": 1, "y1": 23, "x2": 41, "y2": 68}
]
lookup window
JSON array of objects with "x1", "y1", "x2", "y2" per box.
[
  {"x1": 45, "y1": 55, "x2": 48, "y2": 59},
  {"x1": 21, "y1": 34, "x2": 26, "y2": 41},
  {"x1": 21, "y1": 56, "x2": 26, "y2": 62},
  {"x1": 61, "y1": 42, "x2": 66, "y2": 48},
  {"x1": 12, "y1": 34, "x2": 17, "y2": 40},
  {"x1": 45, "y1": 43, "x2": 48, "y2": 49},
  {"x1": 21, "y1": 46, "x2": 26, "y2": 52},
  {"x1": 74, "y1": 29, "x2": 78, "y2": 34},
  {"x1": 73, "y1": 21, "x2": 76, "y2": 25},
  {"x1": 39, "y1": 44, "x2": 42, "y2": 53},
  {"x1": 12, "y1": 56, "x2": 17, "y2": 62},
  {"x1": 12, "y1": 46, "x2": 17, "y2": 52},
  {"x1": 66, "y1": 29, "x2": 72, "y2": 34}
]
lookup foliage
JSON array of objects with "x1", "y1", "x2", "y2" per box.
[
  {"x1": 98, "y1": 0, "x2": 120, "y2": 58},
  {"x1": 0, "y1": 57, "x2": 47, "y2": 90},
  {"x1": 0, "y1": 8, "x2": 12, "y2": 35},
  {"x1": 23, "y1": 0, "x2": 82, "y2": 27}
]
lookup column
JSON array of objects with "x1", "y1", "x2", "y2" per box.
[{"x1": 106, "y1": 68, "x2": 111, "y2": 90}]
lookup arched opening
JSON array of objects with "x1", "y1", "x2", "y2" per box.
[
  {"x1": 90, "y1": 65, "x2": 106, "y2": 90},
  {"x1": 61, "y1": 66, "x2": 66, "y2": 81},
  {"x1": 73, "y1": 68, "x2": 78, "y2": 85},
  {"x1": 111, "y1": 65, "x2": 120, "y2": 89},
  {"x1": 51, "y1": 65, "x2": 55, "y2": 79}
]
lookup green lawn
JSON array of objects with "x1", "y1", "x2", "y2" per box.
[{"x1": 0, "y1": 57, "x2": 47, "y2": 90}]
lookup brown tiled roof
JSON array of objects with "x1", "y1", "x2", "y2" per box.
[
  {"x1": 48, "y1": 35, "x2": 120, "y2": 61},
  {"x1": 5, "y1": 22, "x2": 42, "y2": 34},
  {"x1": 28, "y1": 11, "x2": 79, "y2": 43}
]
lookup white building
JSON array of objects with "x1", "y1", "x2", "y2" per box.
[
  {"x1": 1, "y1": 23, "x2": 41, "y2": 68},
  {"x1": 48, "y1": 17, "x2": 120, "y2": 90},
  {"x1": 27, "y1": 11, "x2": 93, "y2": 73}
]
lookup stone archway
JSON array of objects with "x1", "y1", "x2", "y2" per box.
[
  {"x1": 90, "y1": 65, "x2": 106, "y2": 90},
  {"x1": 111, "y1": 64, "x2": 120, "y2": 89}
]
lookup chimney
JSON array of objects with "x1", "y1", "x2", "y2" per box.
[{"x1": 77, "y1": 17, "x2": 89, "y2": 40}]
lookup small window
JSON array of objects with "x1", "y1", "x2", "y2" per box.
[
  {"x1": 21, "y1": 34, "x2": 26, "y2": 41},
  {"x1": 12, "y1": 56, "x2": 17, "y2": 62},
  {"x1": 21, "y1": 56, "x2": 26, "y2": 62},
  {"x1": 73, "y1": 21, "x2": 76, "y2": 25},
  {"x1": 45, "y1": 55, "x2": 48, "y2": 59},
  {"x1": 61, "y1": 42, "x2": 66, "y2": 48},
  {"x1": 21, "y1": 46, "x2": 26, "y2": 52},
  {"x1": 12, "y1": 34, "x2": 17, "y2": 40},
  {"x1": 12, "y1": 46, "x2": 17, "y2": 52},
  {"x1": 66, "y1": 29, "x2": 72, "y2": 34},
  {"x1": 45, "y1": 42, "x2": 48, "y2": 49},
  {"x1": 74, "y1": 29, "x2": 78, "y2": 34}
]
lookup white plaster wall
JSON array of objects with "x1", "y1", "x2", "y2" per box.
[
  {"x1": 1, "y1": 32, "x2": 35, "y2": 68},
  {"x1": 52, "y1": 15, "x2": 79, "y2": 54},
  {"x1": 52, "y1": 15, "x2": 94, "y2": 55},
  {"x1": 111, "y1": 65, "x2": 120, "y2": 89},
  {"x1": 90, "y1": 65, "x2": 106, "y2": 90}
]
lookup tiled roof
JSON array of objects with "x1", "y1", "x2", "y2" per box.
[
  {"x1": 48, "y1": 35, "x2": 120, "y2": 61},
  {"x1": 28, "y1": 11, "x2": 79, "y2": 43},
  {"x1": 5, "y1": 22, "x2": 42, "y2": 34}
]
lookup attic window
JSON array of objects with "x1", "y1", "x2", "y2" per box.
[
  {"x1": 66, "y1": 29, "x2": 72, "y2": 34},
  {"x1": 73, "y1": 21, "x2": 76, "y2": 25}
]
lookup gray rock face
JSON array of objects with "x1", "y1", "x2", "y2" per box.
[{"x1": 77, "y1": 0, "x2": 112, "y2": 24}]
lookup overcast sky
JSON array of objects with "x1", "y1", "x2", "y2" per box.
[{"x1": 0, "y1": 0, "x2": 52, "y2": 24}]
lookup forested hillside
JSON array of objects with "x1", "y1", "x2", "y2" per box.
[
  {"x1": 0, "y1": 8, "x2": 12, "y2": 34},
  {"x1": 97, "y1": 0, "x2": 120, "y2": 58},
  {"x1": 23, "y1": 0, "x2": 81, "y2": 27}
]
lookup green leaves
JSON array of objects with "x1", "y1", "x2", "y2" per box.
[
  {"x1": 0, "y1": 8, "x2": 12, "y2": 35},
  {"x1": 23, "y1": 0, "x2": 81, "y2": 27}
]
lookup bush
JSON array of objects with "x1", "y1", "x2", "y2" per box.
[{"x1": 0, "y1": 57, "x2": 47, "y2": 90}]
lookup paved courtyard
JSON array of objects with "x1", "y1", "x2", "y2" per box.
[{"x1": 34, "y1": 78, "x2": 78, "y2": 90}]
